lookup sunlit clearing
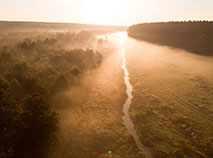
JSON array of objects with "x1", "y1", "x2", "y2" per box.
[
  {"x1": 112, "y1": 32, "x2": 127, "y2": 45},
  {"x1": 84, "y1": 0, "x2": 123, "y2": 25},
  {"x1": 118, "y1": 32, "x2": 127, "y2": 45}
]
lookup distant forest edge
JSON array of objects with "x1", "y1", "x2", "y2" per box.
[
  {"x1": 0, "y1": 21, "x2": 127, "y2": 34},
  {"x1": 128, "y1": 21, "x2": 213, "y2": 56}
]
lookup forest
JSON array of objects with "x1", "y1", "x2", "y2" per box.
[
  {"x1": 128, "y1": 21, "x2": 213, "y2": 55},
  {"x1": 0, "y1": 31, "x2": 103, "y2": 158}
]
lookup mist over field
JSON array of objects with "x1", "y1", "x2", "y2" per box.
[
  {"x1": 124, "y1": 36, "x2": 213, "y2": 158},
  {"x1": 0, "y1": 1, "x2": 213, "y2": 157}
]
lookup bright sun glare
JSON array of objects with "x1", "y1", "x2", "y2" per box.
[{"x1": 84, "y1": 0, "x2": 123, "y2": 25}]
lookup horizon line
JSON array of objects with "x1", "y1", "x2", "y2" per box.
[
  {"x1": 1, "y1": 19, "x2": 212, "y2": 27},
  {"x1": 0, "y1": 19, "x2": 129, "y2": 27}
]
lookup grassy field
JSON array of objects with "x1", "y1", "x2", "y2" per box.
[
  {"x1": 124, "y1": 37, "x2": 213, "y2": 158},
  {"x1": 54, "y1": 39, "x2": 147, "y2": 158}
]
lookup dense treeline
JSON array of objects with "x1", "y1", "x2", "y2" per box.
[
  {"x1": 128, "y1": 21, "x2": 213, "y2": 55},
  {"x1": 0, "y1": 31, "x2": 96, "y2": 47},
  {"x1": 0, "y1": 31, "x2": 102, "y2": 99},
  {"x1": 0, "y1": 31, "x2": 103, "y2": 157}
]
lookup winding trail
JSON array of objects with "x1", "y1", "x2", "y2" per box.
[{"x1": 121, "y1": 47, "x2": 153, "y2": 158}]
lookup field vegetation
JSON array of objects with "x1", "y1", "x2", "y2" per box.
[{"x1": 124, "y1": 37, "x2": 213, "y2": 158}]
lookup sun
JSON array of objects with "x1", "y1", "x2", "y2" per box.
[{"x1": 84, "y1": 0, "x2": 123, "y2": 25}]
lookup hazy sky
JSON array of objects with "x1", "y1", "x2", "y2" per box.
[{"x1": 0, "y1": 0, "x2": 212, "y2": 25}]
